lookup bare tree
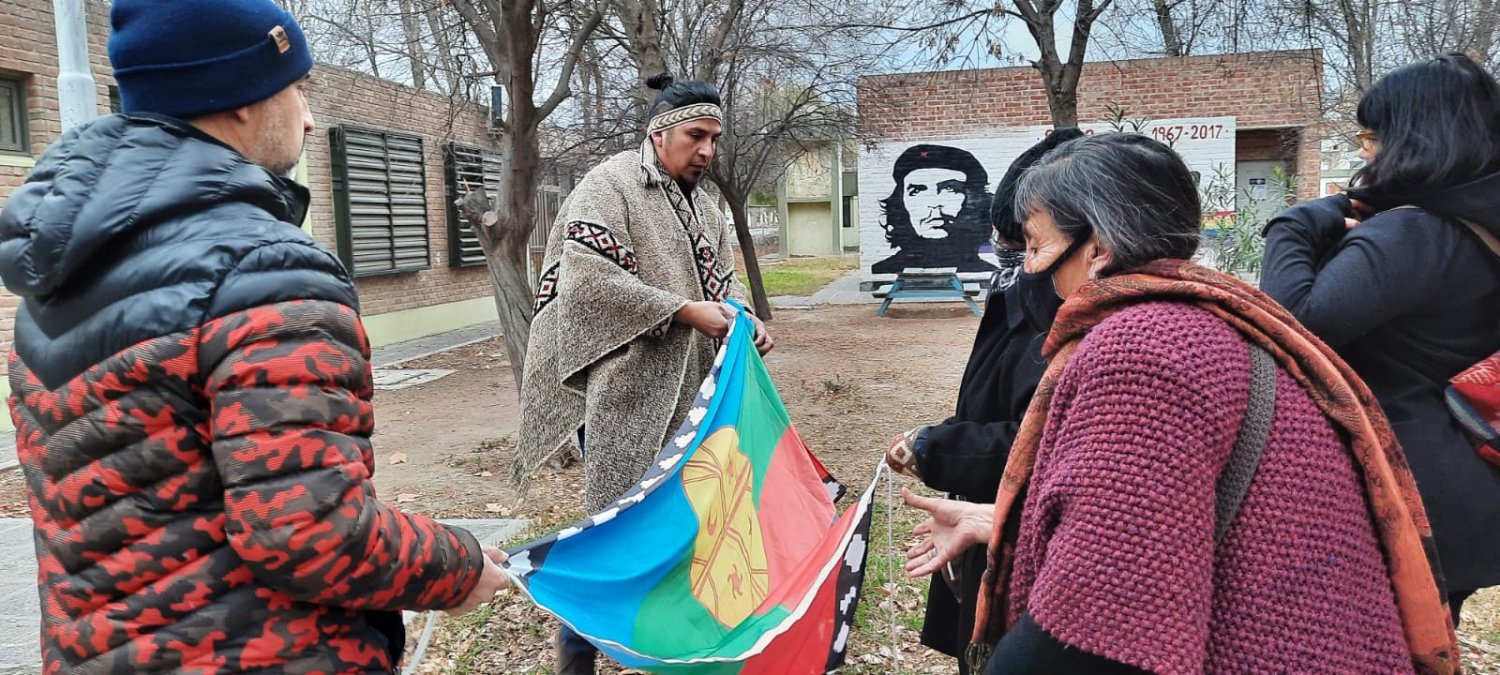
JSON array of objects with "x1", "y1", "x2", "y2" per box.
[
  {"x1": 609, "y1": 0, "x2": 884, "y2": 317},
  {"x1": 1019, "y1": 0, "x2": 1115, "y2": 125},
  {"x1": 1152, "y1": 0, "x2": 1189, "y2": 55},
  {"x1": 398, "y1": 0, "x2": 428, "y2": 89},
  {"x1": 848, "y1": 1, "x2": 1114, "y2": 127},
  {"x1": 1290, "y1": 0, "x2": 1380, "y2": 92},
  {"x1": 445, "y1": 0, "x2": 605, "y2": 388},
  {"x1": 1396, "y1": 0, "x2": 1500, "y2": 68}
]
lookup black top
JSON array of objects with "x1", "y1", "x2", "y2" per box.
[
  {"x1": 916, "y1": 283, "x2": 1048, "y2": 499},
  {"x1": 915, "y1": 283, "x2": 1048, "y2": 664},
  {"x1": 1261, "y1": 185, "x2": 1500, "y2": 592},
  {"x1": 983, "y1": 613, "x2": 1147, "y2": 674},
  {"x1": 0, "y1": 113, "x2": 357, "y2": 388}
]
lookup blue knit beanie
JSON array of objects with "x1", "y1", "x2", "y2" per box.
[{"x1": 108, "y1": 0, "x2": 314, "y2": 119}]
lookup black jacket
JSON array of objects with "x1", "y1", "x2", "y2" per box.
[
  {"x1": 1261, "y1": 179, "x2": 1500, "y2": 592},
  {"x1": 0, "y1": 114, "x2": 484, "y2": 672},
  {"x1": 915, "y1": 282, "x2": 1048, "y2": 664}
]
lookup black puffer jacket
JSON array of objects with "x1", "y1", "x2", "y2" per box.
[{"x1": 0, "y1": 114, "x2": 484, "y2": 673}]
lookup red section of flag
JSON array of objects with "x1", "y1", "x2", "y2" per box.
[{"x1": 757, "y1": 428, "x2": 838, "y2": 583}]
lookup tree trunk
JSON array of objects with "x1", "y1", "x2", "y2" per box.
[
  {"x1": 483, "y1": 111, "x2": 543, "y2": 392},
  {"x1": 424, "y1": 2, "x2": 458, "y2": 92},
  {"x1": 399, "y1": 0, "x2": 428, "y2": 90},
  {"x1": 1037, "y1": 60, "x2": 1080, "y2": 127},
  {"x1": 1045, "y1": 85, "x2": 1080, "y2": 127},
  {"x1": 457, "y1": 179, "x2": 535, "y2": 393},
  {"x1": 615, "y1": 0, "x2": 669, "y2": 109},
  {"x1": 718, "y1": 182, "x2": 772, "y2": 319},
  {"x1": 1152, "y1": 0, "x2": 1185, "y2": 56},
  {"x1": 483, "y1": 238, "x2": 534, "y2": 381}
]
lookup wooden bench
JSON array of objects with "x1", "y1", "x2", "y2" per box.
[{"x1": 873, "y1": 268, "x2": 983, "y2": 318}]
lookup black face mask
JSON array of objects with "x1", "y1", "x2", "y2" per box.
[{"x1": 1016, "y1": 236, "x2": 1089, "y2": 333}]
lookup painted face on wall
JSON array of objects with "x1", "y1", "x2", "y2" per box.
[{"x1": 901, "y1": 168, "x2": 967, "y2": 240}]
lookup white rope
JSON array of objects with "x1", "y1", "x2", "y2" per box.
[
  {"x1": 402, "y1": 610, "x2": 442, "y2": 675},
  {"x1": 886, "y1": 469, "x2": 902, "y2": 675}
]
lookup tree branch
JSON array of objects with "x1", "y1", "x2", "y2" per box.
[
  {"x1": 538, "y1": 8, "x2": 606, "y2": 119},
  {"x1": 784, "y1": 8, "x2": 1004, "y2": 33},
  {"x1": 447, "y1": 0, "x2": 510, "y2": 79}
]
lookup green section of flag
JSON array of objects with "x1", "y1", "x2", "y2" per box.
[
  {"x1": 737, "y1": 350, "x2": 793, "y2": 504},
  {"x1": 632, "y1": 555, "x2": 729, "y2": 657},
  {"x1": 631, "y1": 552, "x2": 796, "y2": 671}
]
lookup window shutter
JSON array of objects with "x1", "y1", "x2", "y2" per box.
[
  {"x1": 443, "y1": 143, "x2": 501, "y2": 268},
  {"x1": 0, "y1": 78, "x2": 27, "y2": 154},
  {"x1": 330, "y1": 126, "x2": 431, "y2": 276}
]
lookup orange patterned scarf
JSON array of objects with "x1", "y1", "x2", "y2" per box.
[{"x1": 969, "y1": 260, "x2": 1459, "y2": 674}]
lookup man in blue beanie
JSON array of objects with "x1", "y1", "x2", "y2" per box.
[{"x1": 0, "y1": 1, "x2": 508, "y2": 672}]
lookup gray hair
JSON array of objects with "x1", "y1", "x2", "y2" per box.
[{"x1": 1013, "y1": 133, "x2": 1202, "y2": 276}]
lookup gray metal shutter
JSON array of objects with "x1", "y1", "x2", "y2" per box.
[
  {"x1": 330, "y1": 126, "x2": 431, "y2": 276},
  {"x1": 443, "y1": 143, "x2": 501, "y2": 268}
]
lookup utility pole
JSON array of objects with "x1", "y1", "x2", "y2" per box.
[{"x1": 53, "y1": 0, "x2": 97, "y2": 131}]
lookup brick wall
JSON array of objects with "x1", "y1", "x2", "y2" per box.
[
  {"x1": 300, "y1": 66, "x2": 495, "y2": 317},
  {"x1": 858, "y1": 50, "x2": 1325, "y2": 200},
  {"x1": 0, "y1": 0, "x2": 505, "y2": 373}
]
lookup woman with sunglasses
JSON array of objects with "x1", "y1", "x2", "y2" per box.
[{"x1": 1261, "y1": 52, "x2": 1500, "y2": 626}]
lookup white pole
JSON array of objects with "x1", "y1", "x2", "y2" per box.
[{"x1": 52, "y1": 0, "x2": 97, "y2": 131}]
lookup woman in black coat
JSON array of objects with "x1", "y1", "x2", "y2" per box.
[
  {"x1": 1261, "y1": 53, "x2": 1500, "y2": 624},
  {"x1": 883, "y1": 129, "x2": 1082, "y2": 672}
]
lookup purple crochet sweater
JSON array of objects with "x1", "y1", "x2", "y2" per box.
[{"x1": 1007, "y1": 301, "x2": 1413, "y2": 674}]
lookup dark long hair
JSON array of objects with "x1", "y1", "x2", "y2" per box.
[
  {"x1": 1353, "y1": 53, "x2": 1500, "y2": 198},
  {"x1": 646, "y1": 73, "x2": 721, "y2": 118}
]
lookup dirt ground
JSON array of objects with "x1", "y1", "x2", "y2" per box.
[{"x1": 0, "y1": 302, "x2": 1497, "y2": 672}]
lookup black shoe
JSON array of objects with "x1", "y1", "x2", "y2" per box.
[{"x1": 556, "y1": 631, "x2": 597, "y2": 675}]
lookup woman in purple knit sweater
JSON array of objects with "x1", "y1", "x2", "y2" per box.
[{"x1": 902, "y1": 133, "x2": 1456, "y2": 674}]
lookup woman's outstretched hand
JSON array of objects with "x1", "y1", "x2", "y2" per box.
[{"x1": 902, "y1": 488, "x2": 994, "y2": 578}]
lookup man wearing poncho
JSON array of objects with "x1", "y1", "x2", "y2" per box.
[{"x1": 515, "y1": 74, "x2": 772, "y2": 674}]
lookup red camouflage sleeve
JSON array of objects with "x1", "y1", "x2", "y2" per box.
[{"x1": 198, "y1": 298, "x2": 486, "y2": 611}]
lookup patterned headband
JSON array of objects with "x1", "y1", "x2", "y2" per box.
[{"x1": 648, "y1": 103, "x2": 723, "y2": 134}]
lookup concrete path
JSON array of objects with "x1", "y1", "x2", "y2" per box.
[
  {"x1": 0, "y1": 518, "x2": 528, "y2": 673},
  {"x1": 770, "y1": 271, "x2": 985, "y2": 309},
  {"x1": 372, "y1": 320, "x2": 502, "y2": 368}
]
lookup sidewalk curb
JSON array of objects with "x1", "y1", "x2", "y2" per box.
[{"x1": 377, "y1": 333, "x2": 496, "y2": 369}]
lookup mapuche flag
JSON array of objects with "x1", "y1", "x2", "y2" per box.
[{"x1": 502, "y1": 301, "x2": 881, "y2": 673}]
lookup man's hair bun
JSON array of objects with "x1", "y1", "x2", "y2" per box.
[{"x1": 646, "y1": 72, "x2": 674, "y2": 91}]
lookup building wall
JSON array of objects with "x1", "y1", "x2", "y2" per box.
[
  {"x1": 779, "y1": 143, "x2": 845, "y2": 256},
  {"x1": 784, "y1": 148, "x2": 834, "y2": 200},
  {"x1": 786, "y1": 202, "x2": 839, "y2": 256},
  {"x1": 857, "y1": 117, "x2": 1238, "y2": 282},
  {"x1": 859, "y1": 50, "x2": 1324, "y2": 201},
  {"x1": 855, "y1": 51, "x2": 1324, "y2": 285},
  {"x1": 297, "y1": 65, "x2": 496, "y2": 321}
]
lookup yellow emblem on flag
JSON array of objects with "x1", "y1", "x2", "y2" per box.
[{"x1": 682, "y1": 427, "x2": 769, "y2": 627}]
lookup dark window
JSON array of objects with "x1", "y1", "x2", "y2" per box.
[
  {"x1": 0, "y1": 77, "x2": 28, "y2": 154},
  {"x1": 108, "y1": 86, "x2": 121, "y2": 114},
  {"x1": 329, "y1": 126, "x2": 431, "y2": 276},
  {"x1": 443, "y1": 142, "x2": 501, "y2": 268}
]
